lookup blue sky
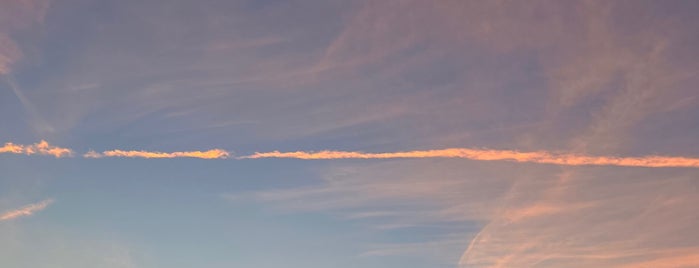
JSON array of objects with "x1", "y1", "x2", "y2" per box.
[{"x1": 1, "y1": 0, "x2": 699, "y2": 267}]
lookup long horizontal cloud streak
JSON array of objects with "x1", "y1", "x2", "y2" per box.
[
  {"x1": 84, "y1": 149, "x2": 230, "y2": 159},
  {"x1": 0, "y1": 140, "x2": 73, "y2": 158},
  {"x1": 0, "y1": 199, "x2": 53, "y2": 221},
  {"x1": 3, "y1": 140, "x2": 699, "y2": 168},
  {"x1": 241, "y1": 148, "x2": 699, "y2": 168}
]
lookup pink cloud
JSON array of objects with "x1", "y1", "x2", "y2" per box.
[
  {"x1": 0, "y1": 199, "x2": 54, "y2": 221},
  {"x1": 241, "y1": 148, "x2": 699, "y2": 168}
]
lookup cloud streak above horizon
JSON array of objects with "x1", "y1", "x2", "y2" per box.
[
  {"x1": 0, "y1": 199, "x2": 54, "y2": 221},
  {"x1": 0, "y1": 140, "x2": 73, "y2": 158},
  {"x1": 84, "y1": 149, "x2": 230, "y2": 159},
  {"x1": 3, "y1": 140, "x2": 699, "y2": 168},
  {"x1": 241, "y1": 148, "x2": 699, "y2": 168}
]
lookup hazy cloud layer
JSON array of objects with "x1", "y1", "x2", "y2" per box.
[
  {"x1": 2, "y1": 0, "x2": 698, "y2": 267},
  {"x1": 229, "y1": 1, "x2": 699, "y2": 267},
  {"x1": 0, "y1": 0, "x2": 51, "y2": 74}
]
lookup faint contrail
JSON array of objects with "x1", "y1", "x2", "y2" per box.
[
  {"x1": 0, "y1": 199, "x2": 54, "y2": 221},
  {"x1": 3, "y1": 75, "x2": 55, "y2": 133},
  {"x1": 0, "y1": 140, "x2": 73, "y2": 158},
  {"x1": 84, "y1": 149, "x2": 230, "y2": 159},
  {"x1": 239, "y1": 148, "x2": 699, "y2": 168}
]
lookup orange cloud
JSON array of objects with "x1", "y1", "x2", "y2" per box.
[
  {"x1": 85, "y1": 149, "x2": 230, "y2": 159},
  {"x1": 241, "y1": 148, "x2": 699, "y2": 168},
  {"x1": 2, "y1": 140, "x2": 698, "y2": 168},
  {"x1": 0, "y1": 142, "x2": 23, "y2": 154},
  {"x1": 0, "y1": 199, "x2": 53, "y2": 221},
  {"x1": 0, "y1": 140, "x2": 73, "y2": 158}
]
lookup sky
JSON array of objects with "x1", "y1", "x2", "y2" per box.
[{"x1": 1, "y1": 0, "x2": 698, "y2": 267}]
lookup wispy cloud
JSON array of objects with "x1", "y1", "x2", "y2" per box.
[
  {"x1": 238, "y1": 158, "x2": 699, "y2": 267},
  {"x1": 0, "y1": 0, "x2": 51, "y2": 74},
  {"x1": 0, "y1": 199, "x2": 53, "y2": 221},
  {"x1": 3, "y1": 75, "x2": 55, "y2": 133},
  {"x1": 0, "y1": 140, "x2": 73, "y2": 158},
  {"x1": 617, "y1": 251, "x2": 699, "y2": 268},
  {"x1": 84, "y1": 149, "x2": 230, "y2": 159},
  {"x1": 240, "y1": 148, "x2": 699, "y2": 168},
  {"x1": 0, "y1": 34, "x2": 22, "y2": 75}
]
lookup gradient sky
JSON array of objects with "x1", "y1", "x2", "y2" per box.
[{"x1": 1, "y1": 0, "x2": 699, "y2": 267}]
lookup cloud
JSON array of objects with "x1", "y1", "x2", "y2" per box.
[
  {"x1": 3, "y1": 76, "x2": 55, "y2": 133},
  {"x1": 0, "y1": 199, "x2": 53, "y2": 221},
  {"x1": 1, "y1": 140, "x2": 698, "y2": 169},
  {"x1": 84, "y1": 149, "x2": 230, "y2": 159},
  {"x1": 500, "y1": 202, "x2": 594, "y2": 224},
  {"x1": 458, "y1": 172, "x2": 699, "y2": 267},
  {"x1": 447, "y1": 2, "x2": 699, "y2": 266},
  {"x1": 239, "y1": 158, "x2": 699, "y2": 267},
  {"x1": 241, "y1": 148, "x2": 699, "y2": 168},
  {"x1": 617, "y1": 252, "x2": 699, "y2": 268},
  {"x1": 1, "y1": 0, "x2": 55, "y2": 134},
  {"x1": 0, "y1": 0, "x2": 51, "y2": 74},
  {"x1": 0, "y1": 34, "x2": 22, "y2": 74},
  {"x1": 0, "y1": 140, "x2": 73, "y2": 158}
]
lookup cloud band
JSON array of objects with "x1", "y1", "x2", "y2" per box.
[
  {"x1": 3, "y1": 140, "x2": 699, "y2": 168},
  {"x1": 84, "y1": 149, "x2": 230, "y2": 159},
  {"x1": 240, "y1": 148, "x2": 699, "y2": 168}
]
